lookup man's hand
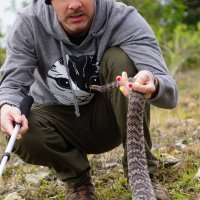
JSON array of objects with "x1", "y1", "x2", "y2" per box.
[
  {"x1": 116, "y1": 70, "x2": 158, "y2": 99},
  {"x1": 0, "y1": 104, "x2": 28, "y2": 139}
]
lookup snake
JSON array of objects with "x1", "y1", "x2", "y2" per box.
[{"x1": 90, "y1": 80, "x2": 156, "y2": 200}]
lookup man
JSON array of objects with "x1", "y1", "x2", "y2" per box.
[{"x1": 0, "y1": 0, "x2": 178, "y2": 199}]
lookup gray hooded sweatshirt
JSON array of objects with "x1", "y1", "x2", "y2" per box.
[{"x1": 0, "y1": 0, "x2": 178, "y2": 115}]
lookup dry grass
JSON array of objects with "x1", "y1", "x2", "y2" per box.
[{"x1": 1, "y1": 68, "x2": 200, "y2": 199}]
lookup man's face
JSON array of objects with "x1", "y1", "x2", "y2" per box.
[{"x1": 51, "y1": 0, "x2": 95, "y2": 36}]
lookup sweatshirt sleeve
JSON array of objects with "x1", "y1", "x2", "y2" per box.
[
  {"x1": 0, "y1": 14, "x2": 37, "y2": 107},
  {"x1": 109, "y1": 6, "x2": 178, "y2": 109}
]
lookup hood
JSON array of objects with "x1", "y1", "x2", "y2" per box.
[
  {"x1": 31, "y1": 0, "x2": 115, "y2": 40},
  {"x1": 31, "y1": 0, "x2": 116, "y2": 117}
]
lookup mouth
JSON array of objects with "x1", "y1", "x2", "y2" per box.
[{"x1": 69, "y1": 13, "x2": 85, "y2": 22}]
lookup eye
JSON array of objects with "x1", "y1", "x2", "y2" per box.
[{"x1": 56, "y1": 78, "x2": 70, "y2": 89}]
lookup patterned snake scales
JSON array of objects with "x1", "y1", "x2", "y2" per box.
[{"x1": 90, "y1": 80, "x2": 156, "y2": 200}]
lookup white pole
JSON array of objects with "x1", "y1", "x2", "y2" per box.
[
  {"x1": 0, "y1": 95, "x2": 33, "y2": 177},
  {"x1": 0, "y1": 124, "x2": 21, "y2": 176}
]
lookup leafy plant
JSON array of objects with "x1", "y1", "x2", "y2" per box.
[
  {"x1": 0, "y1": 47, "x2": 6, "y2": 67},
  {"x1": 157, "y1": 23, "x2": 200, "y2": 76}
]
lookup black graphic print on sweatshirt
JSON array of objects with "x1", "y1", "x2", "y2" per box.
[{"x1": 47, "y1": 54, "x2": 100, "y2": 105}]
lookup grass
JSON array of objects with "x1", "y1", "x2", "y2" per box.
[
  {"x1": 150, "y1": 68, "x2": 200, "y2": 199},
  {"x1": 1, "y1": 68, "x2": 200, "y2": 199}
]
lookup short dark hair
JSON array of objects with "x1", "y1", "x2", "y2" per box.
[{"x1": 45, "y1": 0, "x2": 51, "y2": 5}]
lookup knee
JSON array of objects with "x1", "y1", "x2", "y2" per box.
[
  {"x1": 101, "y1": 47, "x2": 137, "y2": 76},
  {"x1": 102, "y1": 47, "x2": 130, "y2": 64},
  {"x1": 21, "y1": 132, "x2": 45, "y2": 153},
  {"x1": 13, "y1": 116, "x2": 49, "y2": 164},
  {"x1": 13, "y1": 131, "x2": 46, "y2": 163},
  {"x1": 21, "y1": 115, "x2": 47, "y2": 154}
]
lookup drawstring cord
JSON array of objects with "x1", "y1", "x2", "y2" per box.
[{"x1": 60, "y1": 41, "x2": 80, "y2": 117}]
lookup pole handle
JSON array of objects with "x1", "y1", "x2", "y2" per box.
[{"x1": 19, "y1": 95, "x2": 34, "y2": 117}]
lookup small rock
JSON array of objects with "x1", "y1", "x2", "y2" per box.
[
  {"x1": 4, "y1": 192, "x2": 24, "y2": 200},
  {"x1": 175, "y1": 139, "x2": 187, "y2": 150},
  {"x1": 194, "y1": 167, "x2": 200, "y2": 182},
  {"x1": 25, "y1": 171, "x2": 49, "y2": 185}
]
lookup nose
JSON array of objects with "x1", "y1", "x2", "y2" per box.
[{"x1": 68, "y1": 0, "x2": 82, "y2": 10}]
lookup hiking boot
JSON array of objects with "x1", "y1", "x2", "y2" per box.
[
  {"x1": 150, "y1": 174, "x2": 171, "y2": 200},
  {"x1": 65, "y1": 175, "x2": 98, "y2": 200}
]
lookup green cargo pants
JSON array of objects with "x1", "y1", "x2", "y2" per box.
[{"x1": 13, "y1": 47, "x2": 159, "y2": 187}]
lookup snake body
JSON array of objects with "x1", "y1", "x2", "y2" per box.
[{"x1": 90, "y1": 81, "x2": 156, "y2": 200}]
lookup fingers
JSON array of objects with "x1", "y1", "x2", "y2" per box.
[
  {"x1": 116, "y1": 71, "x2": 131, "y2": 96},
  {"x1": 1, "y1": 105, "x2": 19, "y2": 135},
  {"x1": 132, "y1": 80, "x2": 155, "y2": 94},
  {"x1": 14, "y1": 115, "x2": 29, "y2": 139},
  {"x1": 0, "y1": 105, "x2": 28, "y2": 138},
  {"x1": 116, "y1": 70, "x2": 157, "y2": 99},
  {"x1": 19, "y1": 115, "x2": 29, "y2": 135},
  {"x1": 132, "y1": 71, "x2": 156, "y2": 98},
  {"x1": 1, "y1": 122, "x2": 15, "y2": 137}
]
